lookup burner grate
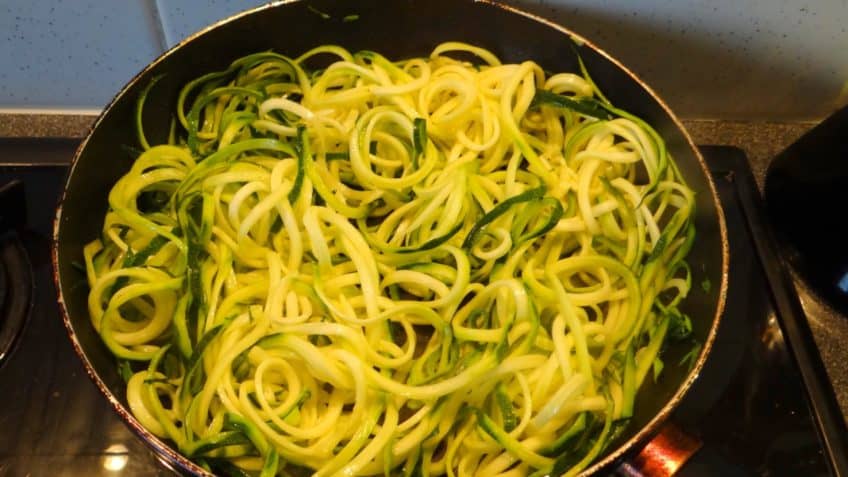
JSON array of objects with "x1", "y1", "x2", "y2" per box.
[{"x1": 0, "y1": 179, "x2": 32, "y2": 368}]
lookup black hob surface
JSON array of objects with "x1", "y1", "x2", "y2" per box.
[{"x1": 0, "y1": 139, "x2": 840, "y2": 476}]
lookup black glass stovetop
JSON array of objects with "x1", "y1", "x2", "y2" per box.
[{"x1": 0, "y1": 139, "x2": 843, "y2": 476}]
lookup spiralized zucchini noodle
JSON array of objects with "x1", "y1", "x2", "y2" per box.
[{"x1": 84, "y1": 42, "x2": 697, "y2": 477}]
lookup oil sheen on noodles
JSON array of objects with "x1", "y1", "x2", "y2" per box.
[{"x1": 83, "y1": 42, "x2": 697, "y2": 477}]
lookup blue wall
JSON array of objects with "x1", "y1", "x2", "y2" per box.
[{"x1": 2, "y1": 0, "x2": 846, "y2": 119}]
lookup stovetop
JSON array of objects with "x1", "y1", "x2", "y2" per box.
[{"x1": 0, "y1": 139, "x2": 844, "y2": 476}]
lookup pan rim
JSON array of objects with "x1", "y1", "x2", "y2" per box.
[{"x1": 51, "y1": 1, "x2": 730, "y2": 475}]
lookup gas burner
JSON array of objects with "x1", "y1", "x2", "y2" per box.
[{"x1": 0, "y1": 180, "x2": 33, "y2": 368}]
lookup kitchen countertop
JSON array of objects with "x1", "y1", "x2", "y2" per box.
[
  {"x1": 4, "y1": 113, "x2": 846, "y2": 425},
  {"x1": 0, "y1": 113, "x2": 96, "y2": 140}
]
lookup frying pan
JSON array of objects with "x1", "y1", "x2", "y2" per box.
[{"x1": 52, "y1": 0, "x2": 729, "y2": 475}]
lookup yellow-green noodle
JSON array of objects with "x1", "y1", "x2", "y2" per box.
[{"x1": 84, "y1": 42, "x2": 696, "y2": 477}]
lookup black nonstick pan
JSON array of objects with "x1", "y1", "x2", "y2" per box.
[{"x1": 52, "y1": 1, "x2": 728, "y2": 475}]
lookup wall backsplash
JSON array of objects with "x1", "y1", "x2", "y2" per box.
[
  {"x1": 1, "y1": 0, "x2": 845, "y2": 120},
  {"x1": 0, "y1": 0, "x2": 163, "y2": 112}
]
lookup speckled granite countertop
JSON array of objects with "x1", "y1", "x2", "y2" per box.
[
  {"x1": 3, "y1": 113, "x2": 846, "y2": 424},
  {"x1": 0, "y1": 113, "x2": 95, "y2": 139}
]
